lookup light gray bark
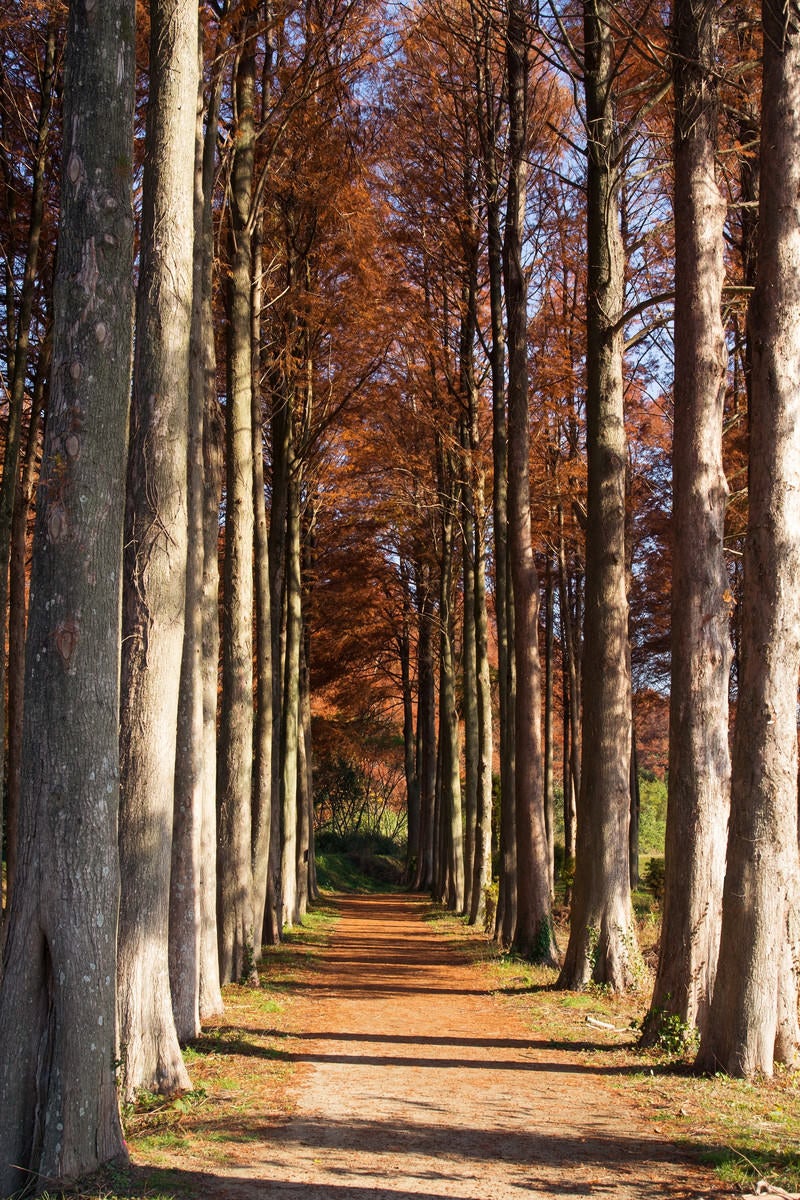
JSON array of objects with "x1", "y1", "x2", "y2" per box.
[
  {"x1": 642, "y1": 0, "x2": 730, "y2": 1045},
  {"x1": 169, "y1": 33, "x2": 211, "y2": 1043},
  {"x1": 697, "y1": 0, "x2": 800, "y2": 1075},
  {"x1": 217, "y1": 22, "x2": 257, "y2": 984},
  {"x1": 117, "y1": 0, "x2": 197, "y2": 1098},
  {"x1": 0, "y1": 0, "x2": 134, "y2": 1184}
]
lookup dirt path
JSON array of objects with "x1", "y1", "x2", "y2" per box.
[{"x1": 188, "y1": 893, "x2": 725, "y2": 1200}]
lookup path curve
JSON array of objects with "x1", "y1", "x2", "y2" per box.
[{"x1": 213, "y1": 893, "x2": 724, "y2": 1199}]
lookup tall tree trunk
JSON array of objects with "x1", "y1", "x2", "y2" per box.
[
  {"x1": 281, "y1": 453, "x2": 303, "y2": 927},
  {"x1": 414, "y1": 574, "x2": 437, "y2": 891},
  {"x1": 0, "y1": 0, "x2": 134, "y2": 1183},
  {"x1": 217, "y1": 22, "x2": 257, "y2": 985},
  {"x1": 251, "y1": 219, "x2": 274, "y2": 963},
  {"x1": 117, "y1": 0, "x2": 197, "y2": 1097},
  {"x1": 438, "y1": 446, "x2": 465, "y2": 913},
  {"x1": 198, "y1": 60, "x2": 225, "y2": 1022},
  {"x1": 469, "y1": 438, "x2": 493, "y2": 926},
  {"x1": 399, "y1": 570, "x2": 420, "y2": 876},
  {"x1": 543, "y1": 554, "x2": 555, "y2": 897},
  {"x1": 169, "y1": 30, "x2": 209, "y2": 1045},
  {"x1": 697, "y1": 0, "x2": 800, "y2": 1076},
  {"x1": 643, "y1": 0, "x2": 730, "y2": 1047},
  {"x1": 558, "y1": 0, "x2": 638, "y2": 989},
  {"x1": 504, "y1": 0, "x2": 556, "y2": 964},
  {"x1": 461, "y1": 429, "x2": 479, "y2": 918}
]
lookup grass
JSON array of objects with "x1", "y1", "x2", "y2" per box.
[{"x1": 428, "y1": 900, "x2": 800, "y2": 1196}]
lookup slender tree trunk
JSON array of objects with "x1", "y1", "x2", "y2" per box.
[
  {"x1": 198, "y1": 62, "x2": 225, "y2": 1022},
  {"x1": 438, "y1": 446, "x2": 465, "y2": 912},
  {"x1": 251, "y1": 219, "x2": 274, "y2": 962},
  {"x1": 558, "y1": 0, "x2": 638, "y2": 989},
  {"x1": 117, "y1": 0, "x2": 197, "y2": 1097},
  {"x1": 414, "y1": 575, "x2": 437, "y2": 891},
  {"x1": 642, "y1": 0, "x2": 730, "y2": 1047},
  {"x1": 697, "y1": 0, "x2": 800, "y2": 1075},
  {"x1": 469, "y1": 454, "x2": 493, "y2": 926},
  {"x1": 217, "y1": 23, "x2": 257, "y2": 985},
  {"x1": 281, "y1": 454, "x2": 302, "y2": 927},
  {"x1": 504, "y1": 0, "x2": 556, "y2": 963},
  {"x1": 543, "y1": 554, "x2": 555, "y2": 897},
  {"x1": 399, "y1": 576, "x2": 420, "y2": 875},
  {"x1": 169, "y1": 31, "x2": 209, "y2": 1045},
  {"x1": 461, "y1": 434, "x2": 479, "y2": 918},
  {"x1": 0, "y1": 0, "x2": 134, "y2": 1183}
]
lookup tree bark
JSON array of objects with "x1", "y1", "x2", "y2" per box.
[
  {"x1": 251, "y1": 217, "x2": 274, "y2": 962},
  {"x1": 0, "y1": 0, "x2": 134, "y2": 1183},
  {"x1": 504, "y1": 0, "x2": 556, "y2": 963},
  {"x1": 198, "y1": 51, "x2": 225, "y2": 1024},
  {"x1": 697, "y1": 0, "x2": 800, "y2": 1075},
  {"x1": 558, "y1": 0, "x2": 638, "y2": 989},
  {"x1": 169, "y1": 29, "x2": 210, "y2": 1046},
  {"x1": 117, "y1": 0, "x2": 197, "y2": 1098},
  {"x1": 217, "y1": 22, "x2": 257, "y2": 985},
  {"x1": 642, "y1": 0, "x2": 731, "y2": 1031}
]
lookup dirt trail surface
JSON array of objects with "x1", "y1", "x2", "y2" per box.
[{"x1": 181, "y1": 893, "x2": 725, "y2": 1200}]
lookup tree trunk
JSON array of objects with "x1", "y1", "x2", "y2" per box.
[
  {"x1": 169, "y1": 30, "x2": 209, "y2": 1046},
  {"x1": 697, "y1": 0, "x2": 800, "y2": 1075},
  {"x1": 461, "y1": 431, "x2": 479, "y2": 918},
  {"x1": 0, "y1": 0, "x2": 134, "y2": 1184},
  {"x1": 469, "y1": 424, "x2": 493, "y2": 926},
  {"x1": 117, "y1": 0, "x2": 197, "y2": 1098},
  {"x1": 504, "y1": 0, "x2": 556, "y2": 964},
  {"x1": 198, "y1": 58, "x2": 224, "y2": 1023},
  {"x1": 543, "y1": 555, "x2": 555, "y2": 897},
  {"x1": 414, "y1": 574, "x2": 437, "y2": 891},
  {"x1": 558, "y1": 0, "x2": 638, "y2": 989},
  {"x1": 281, "y1": 454, "x2": 303, "y2": 927},
  {"x1": 643, "y1": 0, "x2": 730, "y2": 1048},
  {"x1": 438, "y1": 446, "x2": 464, "y2": 913},
  {"x1": 251, "y1": 217, "x2": 274, "y2": 963},
  {"x1": 217, "y1": 22, "x2": 257, "y2": 985}
]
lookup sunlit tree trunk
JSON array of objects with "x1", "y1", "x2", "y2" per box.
[
  {"x1": 644, "y1": 0, "x2": 730, "y2": 1048},
  {"x1": 697, "y1": 0, "x2": 800, "y2": 1075},
  {"x1": 438, "y1": 444, "x2": 464, "y2": 912},
  {"x1": 217, "y1": 22, "x2": 257, "y2": 984},
  {"x1": 169, "y1": 31, "x2": 208, "y2": 1045},
  {"x1": 251, "y1": 217, "x2": 274, "y2": 962},
  {"x1": 198, "y1": 61, "x2": 224, "y2": 1022},
  {"x1": 559, "y1": 0, "x2": 638, "y2": 989},
  {"x1": 0, "y1": 0, "x2": 134, "y2": 1184},
  {"x1": 117, "y1": 0, "x2": 197, "y2": 1097}
]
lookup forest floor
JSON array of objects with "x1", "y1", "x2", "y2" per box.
[{"x1": 92, "y1": 891, "x2": 792, "y2": 1200}]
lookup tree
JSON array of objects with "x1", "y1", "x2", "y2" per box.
[
  {"x1": 642, "y1": 0, "x2": 730, "y2": 1045},
  {"x1": 217, "y1": 10, "x2": 258, "y2": 984},
  {"x1": 0, "y1": 0, "x2": 135, "y2": 1185},
  {"x1": 117, "y1": 0, "x2": 198, "y2": 1098},
  {"x1": 504, "y1": 0, "x2": 557, "y2": 962},
  {"x1": 696, "y1": 0, "x2": 800, "y2": 1077},
  {"x1": 558, "y1": 0, "x2": 639, "y2": 989}
]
